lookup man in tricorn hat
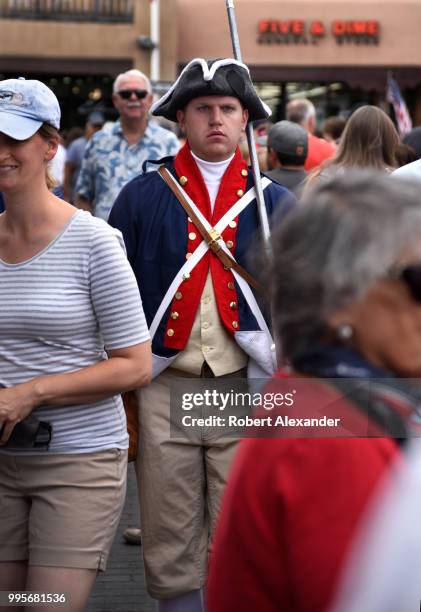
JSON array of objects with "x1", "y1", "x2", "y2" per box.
[{"x1": 109, "y1": 58, "x2": 295, "y2": 612}]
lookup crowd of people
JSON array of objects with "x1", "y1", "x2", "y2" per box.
[{"x1": 0, "y1": 58, "x2": 421, "y2": 612}]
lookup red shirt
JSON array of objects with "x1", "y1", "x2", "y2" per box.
[
  {"x1": 305, "y1": 133, "x2": 336, "y2": 171},
  {"x1": 207, "y1": 379, "x2": 399, "y2": 612}
]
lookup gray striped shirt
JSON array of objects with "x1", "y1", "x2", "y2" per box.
[{"x1": 0, "y1": 210, "x2": 150, "y2": 454}]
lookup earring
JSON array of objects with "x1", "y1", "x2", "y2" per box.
[{"x1": 337, "y1": 323, "x2": 354, "y2": 341}]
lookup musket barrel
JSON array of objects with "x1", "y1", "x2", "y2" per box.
[
  {"x1": 225, "y1": 0, "x2": 272, "y2": 253},
  {"x1": 226, "y1": 1, "x2": 243, "y2": 61},
  {"x1": 247, "y1": 125, "x2": 272, "y2": 248}
]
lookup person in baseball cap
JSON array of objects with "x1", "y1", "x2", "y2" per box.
[
  {"x1": 63, "y1": 110, "x2": 105, "y2": 203},
  {"x1": 0, "y1": 76, "x2": 152, "y2": 612},
  {"x1": 266, "y1": 120, "x2": 309, "y2": 194},
  {"x1": 86, "y1": 110, "x2": 105, "y2": 127},
  {"x1": 0, "y1": 77, "x2": 62, "y2": 192},
  {"x1": 0, "y1": 77, "x2": 60, "y2": 140}
]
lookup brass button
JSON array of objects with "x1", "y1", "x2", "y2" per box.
[
  {"x1": 179, "y1": 176, "x2": 188, "y2": 186},
  {"x1": 171, "y1": 311, "x2": 179, "y2": 320},
  {"x1": 167, "y1": 329, "x2": 175, "y2": 337},
  {"x1": 189, "y1": 232, "x2": 197, "y2": 241},
  {"x1": 175, "y1": 291, "x2": 183, "y2": 300},
  {"x1": 230, "y1": 301, "x2": 237, "y2": 310},
  {"x1": 236, "y1": 189, "x2": 244, "y2": 197},
  {"x1": 226, "y1": 240, "x2": 234, "y2": 249},
  {"x1": 228, "y1": 282, "x2": 235, "y2": 290},
  {"x1": 182, "y1": 273, "x2": 190, "y2": 281},
  {"x1": 229, "y1": 220, "x2": 237, "y2": 228},
  {"x1": 232, "y1": 321, "x2": 239, "y2": 329},
  {"x1": 186, "y1": 253, "x2": 192, "y2": 260},
  {"x1": 241, "y1": 169, "x2": 248, "y2": 177}
]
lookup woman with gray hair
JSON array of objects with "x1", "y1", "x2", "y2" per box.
[
  {"x1": 274, "y1": 170, "x2": 421, "y2": 371},
  {"x1": 207, "y1": 170, "x2": 421, "y2": 612}
]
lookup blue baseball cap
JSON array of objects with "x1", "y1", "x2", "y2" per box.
[
  {"x1": 0, "y1": 77, "x2": 61, "y2": 140},
  {"x1": 87, "y1": 110, "x2": 105, "y2": 125}
]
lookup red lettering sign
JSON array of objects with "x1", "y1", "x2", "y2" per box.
[
  {"x1": 352, "y1": 21, "x2": 367, "y2": 34},
  {"x1": 332, "y1": 20, "x2": 379, "y2": 37},
  {"x1": 258, "y1": 19, "x2": 307, "y2": 36},
  {"x1": 258, "y1": 20, "x2": 270, "y2": 34},
  {"x1": 278, "y1": 21, "x2": 290, "y2": 34},
  {"x1": 291, "y1": 20, "x2": 304, "y2": 35},
  {"x1": 310, "y1": 20, "x2": 325, "y2": 36},
  {"x1": 367, "y1": 21, "x2": 379, "y2": 35},
  {"x1": 257, "y1": 19, "x2": 379, "y2": 44},
  {"x1": 332, "y1": 20, "x2": 346, "y2": 35}
]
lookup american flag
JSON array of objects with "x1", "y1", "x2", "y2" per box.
[{"x1": 386, "y1": 74, "x2": 412, "y2": 138}]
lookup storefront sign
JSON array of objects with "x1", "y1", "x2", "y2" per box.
[{"x1": 258, "y1": 20, "x2": 380, "y2": 45}]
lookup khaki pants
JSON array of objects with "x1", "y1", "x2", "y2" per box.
[{"x1": 137, "y1": 369, "x2": 240, "y2": 599}]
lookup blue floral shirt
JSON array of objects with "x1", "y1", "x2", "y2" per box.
[{"x1": 75, "y1": 120, "x2": 180, "y2": 220}]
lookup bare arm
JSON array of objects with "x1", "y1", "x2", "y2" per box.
[{"x1": 0, "y1": 340, "x2": 152, "y2": 444}]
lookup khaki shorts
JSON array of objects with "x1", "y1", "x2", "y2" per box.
[{"x1": 0, "y1": 449, "x2": 127, "y2": 571}]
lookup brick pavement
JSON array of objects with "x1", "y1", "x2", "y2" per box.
[{"x1": 87, "y1": 464, "x2": 154, "y2": 612}]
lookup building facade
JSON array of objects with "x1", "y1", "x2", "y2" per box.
[
  {"x1": 0, "y1": 0, "x2": 177, "y2": 127},
  {"x1": 177, "y1": 0, "x2": 421, "y2": 124},
  {"x1": 1, "y1": 0, "x2": 420, "y2": 127}
]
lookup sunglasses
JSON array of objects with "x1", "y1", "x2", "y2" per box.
[
  {"x1": 391, "y1": 265, "x2": 421, "y2": 302},
  {"x1": 117, "y1": 89, "x2": 149, "y2": 100}
]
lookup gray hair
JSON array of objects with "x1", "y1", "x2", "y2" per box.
[
  {"x1": 113, "y1": 69, "x2": 152, "y2": 94},
  {"x1": 286, "y1": 98, "x2": 316, "y2": 126},
  {"x1": 270, "y1": 170, "x2": 421, "y2": 359}
]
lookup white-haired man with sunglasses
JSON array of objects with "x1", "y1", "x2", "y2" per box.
[{"x1": 76, "y1": 69, "x2": 179, "y2": 221}]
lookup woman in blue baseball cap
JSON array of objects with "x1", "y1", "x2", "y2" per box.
[{"x1": 0, "y1": 78, "x2": 152, "y2": 609}]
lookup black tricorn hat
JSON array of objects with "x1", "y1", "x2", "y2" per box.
[{"x1": 151, "y1": 58, "x2": 271, "y2": 122}]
